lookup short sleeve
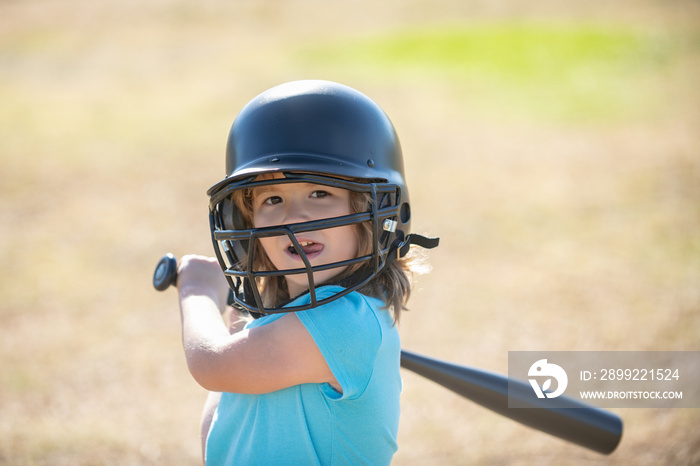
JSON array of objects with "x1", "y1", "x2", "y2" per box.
[{"x1": 294, "y1": 287, "x2": 382, "y2": 400}]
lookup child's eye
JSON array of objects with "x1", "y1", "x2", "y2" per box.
[
  {"x1": 311, "y1": 190, "x2": 330, "y2": 199},
  {"x1": 263, "y1": 196, "x2": 283, "y2": 205}
]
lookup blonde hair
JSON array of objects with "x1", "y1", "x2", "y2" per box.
[{"x1": 231, "y1": 177, "x2": 424, "y2": 322}]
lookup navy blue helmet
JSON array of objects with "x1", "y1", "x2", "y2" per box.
[{"x1": 208, "y1": 80, "x2": 435, "y2": 314}]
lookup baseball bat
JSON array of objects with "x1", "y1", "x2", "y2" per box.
[
  {"x1": 400, "y1": 350, "x2": 622, "y2": 454},
  {"x1": 153, "y1": 254, "x2": 622, "y2": 454}
]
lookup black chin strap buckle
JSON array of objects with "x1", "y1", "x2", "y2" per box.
[
  {"x1": 398, "y1": 233, "x2": 440, "y2": 257},
  {"x1": 386, "y1": 234, "x2": 440, "y2": 267}
]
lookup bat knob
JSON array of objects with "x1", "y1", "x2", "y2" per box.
[{"x1": 153, "y1": 253, "x2": 178, "y2": 291}]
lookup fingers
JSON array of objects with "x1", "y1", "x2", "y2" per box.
[{"x1": 178, "y1": 255, "x2": 230, "y2": 311}]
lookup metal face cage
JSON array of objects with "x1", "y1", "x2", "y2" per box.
[{"x1": 208, "y1": 172, "x2": 405, "y2": 315}]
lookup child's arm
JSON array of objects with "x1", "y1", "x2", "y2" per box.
[{"x1": 177, "y1": 255, "x2": 339, "y2": 394}]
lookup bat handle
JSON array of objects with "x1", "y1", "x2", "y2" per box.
[{"x1": 153, "y1": 253, "x2": 178, "y2": 291}]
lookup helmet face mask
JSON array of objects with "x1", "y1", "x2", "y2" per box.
[
  {"x1": 208, "y1": 80, "x2": 414, "y2": 315},
  {"x1": 209, "y1": 172, "x2": 405, "y2": 314}
]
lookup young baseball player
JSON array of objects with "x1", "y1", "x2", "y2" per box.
[{"x1": 177, "y1": 80, "x2": 438, "y2": 465}]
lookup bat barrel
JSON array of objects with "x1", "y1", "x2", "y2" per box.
[{"x1": 400, "y1": 350, "x2": 623, "y2": 454}]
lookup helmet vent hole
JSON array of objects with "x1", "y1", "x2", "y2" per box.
[{"x1": 400, "y1": 203, "x2": 410, "y2": 224}]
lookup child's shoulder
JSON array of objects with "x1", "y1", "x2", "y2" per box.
[
  {"x1": 247, "y1": 286, "x2": 390, "y2": 333},
  {"x1": 296, "y1": 286, "x2": 393, "y2": 340},
  {"x1": 302, "y1": 286, "x2": 386, "y2": 318}
]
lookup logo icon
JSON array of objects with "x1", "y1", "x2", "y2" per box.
[{"x1": 528, "y1": 359, "x2": 568, "y2": 398}]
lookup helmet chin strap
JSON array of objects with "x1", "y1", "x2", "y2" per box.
[{"x1": 395, "y1": 233, "x2": 440, "y2": 260}]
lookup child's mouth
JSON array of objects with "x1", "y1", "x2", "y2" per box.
[{"x1": 288, "y1": 241, "x2": 323, "y2": 256}]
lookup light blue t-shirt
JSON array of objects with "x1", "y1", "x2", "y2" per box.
[{"x1": 205, "y1": 286, "x2": 402, "y2": 465}]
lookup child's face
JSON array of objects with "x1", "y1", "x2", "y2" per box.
[{"x1": 251, "y1": 175, "x2": 358, "y2": 297}]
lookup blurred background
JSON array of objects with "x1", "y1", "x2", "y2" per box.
[{"x1": 1, "y1": 0, "x2": 698, "y2": 464}]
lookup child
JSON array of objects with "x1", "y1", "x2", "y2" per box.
[{"x1": 177, "y1": 80, "x2": 438, "y2": 465}]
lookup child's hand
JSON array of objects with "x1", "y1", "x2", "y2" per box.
[{"x1": 177, "y1": 255, "x2": 230, "y2": 312}]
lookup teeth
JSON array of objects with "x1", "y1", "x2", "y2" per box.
[{"x1": 288, "y1": 241, "x2": 315, "y2": 254}]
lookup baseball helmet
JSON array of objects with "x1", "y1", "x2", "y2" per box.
[{"x1": 208, "y1": 80, "x2": 437, "y2": 314}]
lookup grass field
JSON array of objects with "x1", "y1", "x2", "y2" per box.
[{"x1": 1, "y1": 0, "x2": 699, "y2": 464}]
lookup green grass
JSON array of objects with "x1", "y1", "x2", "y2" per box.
[{"x1": 300, "y1": 22, "x2": 681, "y2": 122}]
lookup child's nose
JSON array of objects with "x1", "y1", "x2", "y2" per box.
[{"x1": 282, "y1": 197, "x2": 312, "y2": 224}]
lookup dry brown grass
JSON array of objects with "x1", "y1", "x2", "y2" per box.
[{"x1": 1, "y1": 0, "x2": 698, "y2": 464}]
